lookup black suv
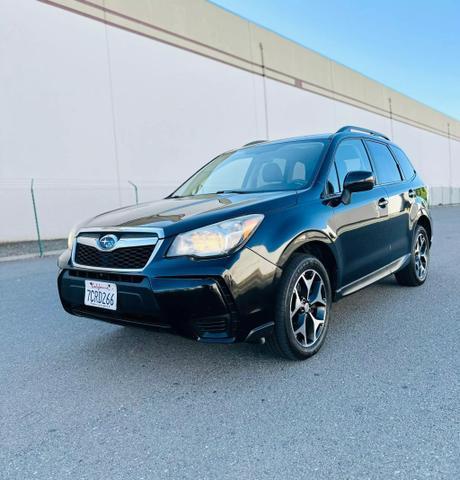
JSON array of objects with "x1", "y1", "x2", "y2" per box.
[{"x1": 58, "y1": 126, "x2": 432, "y2": 360}]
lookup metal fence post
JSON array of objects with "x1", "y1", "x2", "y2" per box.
[
  {"x1": 447, "y1": 123, "x2": 453, "y2": 205},
  {"x1": 30, "y1": 178, "x2": 43, "y2": 257},
  {"x1": 128, "y1": 180, "x2": 139, "y2": 205}
]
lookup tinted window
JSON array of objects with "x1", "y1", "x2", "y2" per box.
[
  {"x1": 391, "y1": 146, "x2": 415, "y2": 180},
  {"x1": 365, "y1": 141, "x2": 402, "y2": 184},
  {"x1": 334, "y1": 139, "x2": 372, "y2": 189},
  {"x1": 172, "y1": 140, "x2": 328, "y2": 196}
]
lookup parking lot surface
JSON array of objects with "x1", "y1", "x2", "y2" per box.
[{"x1": 1, "y1": 206, "x2": 459, "y2": 479}]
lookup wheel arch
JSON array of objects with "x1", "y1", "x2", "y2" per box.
[
  {"x1": 278, "y1": 232, "x2": 339, "y2": 295},
  {"x1": 416, "y1": 214, "x2": 432, "y2": 245}
]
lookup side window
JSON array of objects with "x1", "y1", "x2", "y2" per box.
[
  {"x1": 390, "y1": 146, "x2": 416, "y2": 180},
  {"x1": 365, "y1": 141, "x2": 402, "y2": 184},
  {"x1": 334, "y1": 139, "x2": 372, "y2": 189}
]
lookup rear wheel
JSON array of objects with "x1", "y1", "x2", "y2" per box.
[
  {"x1": 395, "y1": 225, "x2": 430, "y2": 286},
  {"x1": 267, "y1": 254, "x2": 332, "y2": 360}
]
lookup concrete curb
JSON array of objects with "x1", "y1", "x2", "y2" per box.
[{"x1": 0, "y1": 250, "x2": 63, "y2": 263}]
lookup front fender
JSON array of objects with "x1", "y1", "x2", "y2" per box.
[
  {"x1": 277, "y1": 230, "x2": 336, "y2": 268},
  {"x1": 246, "y1": 199, "x2": 337, "y2": 270}
]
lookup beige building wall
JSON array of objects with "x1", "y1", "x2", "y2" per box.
[
  {"x1": 40, "y1": 0, "x2": 459, "y2": 139},
  {"x1": 1, "y1": 0, "x2": 459, "y2": 242}
]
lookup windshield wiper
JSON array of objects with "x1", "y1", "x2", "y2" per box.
[
  {"x1": 170, "y1": 190, "x2": 249, "y2": 198},
  {"x1": 214, "y1": 190, "x2": 246, "y2": 194}
]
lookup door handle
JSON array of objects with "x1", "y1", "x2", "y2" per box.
[
  {"x1": 408, "y1": 189, "x2": 416, "y2": 198},
  {"x1": 378, "y1": 198, "x2": 388, "y2": 208}
]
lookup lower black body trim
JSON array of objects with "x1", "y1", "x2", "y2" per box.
[{"x1": 336, "y1": 254, "x2": 410, "y2": 298}]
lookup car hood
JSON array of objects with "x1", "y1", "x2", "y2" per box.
[{"x1": 82, "y1": 191, "x2": 297, "y2": 237}]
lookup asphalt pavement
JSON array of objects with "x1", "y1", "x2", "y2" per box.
[{"x1": 1, "y1": 206, "x2": 459, "y2": 479}]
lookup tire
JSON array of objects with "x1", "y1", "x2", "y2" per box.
[
  {"x1": 395, "y1": 225, "x2": 430, "y2": 286},
  {"x1": 267, "y1": 253, "x2": 332, "y2": 360}
]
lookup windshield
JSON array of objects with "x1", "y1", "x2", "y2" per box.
[{"x1": 171, "y1": 139, "x2": 328, "y2": 197}]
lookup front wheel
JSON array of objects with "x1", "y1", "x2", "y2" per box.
[
  {"x1": 267, "y1": 254, "x2": 332, "y2": 360},
  {"x1": 395, "y1": 225, "x2": 430, "y2": 286}
]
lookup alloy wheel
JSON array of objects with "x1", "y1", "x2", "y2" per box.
[
  {"x1": 414, "y1": 231, "x2": 429, "y2": 281},
  {"x1": 290, "y1": 269, "x2": 327, "y2": 348}
]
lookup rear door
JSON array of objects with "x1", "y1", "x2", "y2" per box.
[
  {"x1": 364, "y1": 140, "x2": 412, "y2": 262},
  {"x1": 326, "y1": 139, "x2": 391, "y2": 286}
]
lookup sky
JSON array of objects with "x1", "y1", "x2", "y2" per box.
[{"x1": 211, "y1": 0, "x2": 460, "y2": 120}]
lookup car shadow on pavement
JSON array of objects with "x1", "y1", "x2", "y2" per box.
[
  {"x1": 77, "y1": 320, "x2": 277, "y2": 369},
  {"x1": 70, "y1": 272, "x2": 428, "y2": 385}
]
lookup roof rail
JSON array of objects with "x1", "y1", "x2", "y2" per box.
[
  {"x1": 243, "y1": 140, "x2": 266, "y2": 147},
  {"x1": 336, "y1": 125, "x2": 390, "y2": 141}
]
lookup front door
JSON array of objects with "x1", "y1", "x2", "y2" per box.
[{"x1": 326, "y1": 138, "x2": 391, "y2": 286}]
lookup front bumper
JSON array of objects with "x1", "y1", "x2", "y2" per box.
[{"x1": 57, "y1": 247, "x2": 280, "y2": 343}]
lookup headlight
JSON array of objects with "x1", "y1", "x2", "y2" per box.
[
  {"x1": 67, "y1": 226, "x2": 77, "y2": 249},
  {"x1": 167, "y1": 214, "x2": 264, "y2": 258}
]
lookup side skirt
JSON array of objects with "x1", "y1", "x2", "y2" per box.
[{"x1": 335, "y1": 254, "x2": 411, "y2": 299}]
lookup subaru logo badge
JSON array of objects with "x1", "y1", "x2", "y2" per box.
[{"x1": 98, "y1": 234, "x2": 118, "y2": 250}]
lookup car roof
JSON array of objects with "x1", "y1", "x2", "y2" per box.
[
  {"x1": 240, "y1": 134, "x2": 332, "y2": 149},
  {"x1": 240, "y1": 126, "x2": 399, "y2": 151}
]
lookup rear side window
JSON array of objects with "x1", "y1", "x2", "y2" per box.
[
  {"x1": 334, "y1": 139, "x2": 372, "y2": 190},
  {"x1": 365, "y1": 141, "x2": 402, "y2": 184},
  {"x1": 391, "y1": 146, "x2": 416, "y2": 180}
]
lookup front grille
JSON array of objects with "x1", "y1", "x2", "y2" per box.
[{"x1": 75, "y1": 243, "x2": 154, "y2": 270}]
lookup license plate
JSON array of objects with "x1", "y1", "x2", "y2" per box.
[{"x1": 84, "y1": 280, "x2": 117, "y2": 311}]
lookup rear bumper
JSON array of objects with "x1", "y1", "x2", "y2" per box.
[{"x1": 57, "y1": 247, "x2": 280, "y2": 343}]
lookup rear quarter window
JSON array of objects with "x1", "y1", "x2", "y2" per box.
[{"x1": 390, "y1": 146, "x2": 416, "y2": 180}]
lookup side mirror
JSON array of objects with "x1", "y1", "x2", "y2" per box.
[{"x1": 342, "y1": 171, "x2": 375, "y2": 204}]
